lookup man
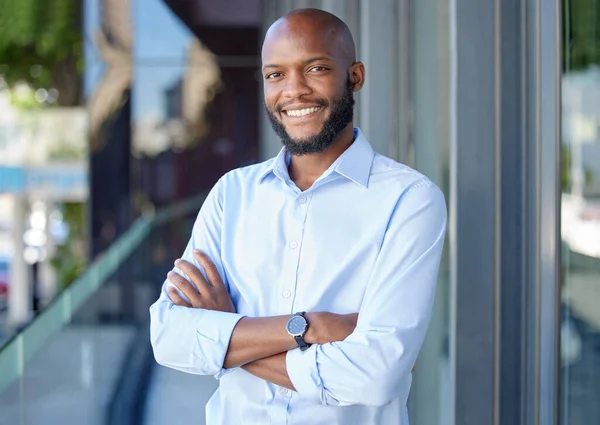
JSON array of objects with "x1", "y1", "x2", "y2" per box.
[{"x1": 150, "y1": 8, "x2": 447, "y2": 425}]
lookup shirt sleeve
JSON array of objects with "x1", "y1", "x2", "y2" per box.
[
  {"x1": 149, "y1": 177, "x2": 244, "y2": 376},
  {"x1": 286, "y1": 179, "x2": 447, "y2": 407}
]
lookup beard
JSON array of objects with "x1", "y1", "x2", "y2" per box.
[{"x1": 266, "y1": 78, "x2": 355, "y2": 156}]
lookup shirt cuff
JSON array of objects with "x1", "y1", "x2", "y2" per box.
[
  {"x1": 213, "y1": 364, "x2": 238, "y2": 379},
  {"x1": 193, "y1": 309, "x2": 244, "y2": 375},
  {"x1": 286, "y1": 344, "x2": 339, "y2": 406}
]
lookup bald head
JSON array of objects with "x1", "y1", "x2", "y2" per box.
[{"x1": 263, "y1": 8, "x2": 356, "y2": 66}]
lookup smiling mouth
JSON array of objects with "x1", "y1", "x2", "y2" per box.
[{"x1": 282, "y1": 106, "x2": 323, "y2": 118}]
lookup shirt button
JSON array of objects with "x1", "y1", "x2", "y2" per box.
[
  {"x1": 279, "y1": 387, "x2": 289, "y2": 395},
  {"x1": 298, "y1": 196, "x2": 307, "y2": 204},
  {"x1": 289, "y1": 241, "x2": 298, "y2": 249},
  {"x1": 282, "y1": 290, "x2": 292, "y2": 299}
]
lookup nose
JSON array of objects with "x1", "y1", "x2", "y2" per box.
[{"x1": 282, "y1": 72, "x2": 312, "y2": 99}]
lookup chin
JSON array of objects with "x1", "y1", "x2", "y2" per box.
[
  {"x1": 285, "y1": 124, "x2": 324, "y2": 141},
  {"x1": 287, "y1": 131, "x2": 317, "y2": 143}
]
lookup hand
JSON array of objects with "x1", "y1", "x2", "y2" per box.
[
  {"x1": 304, "y1": 312, "x2": 358, "y2": 345},
  {"x1": 166, "y1": 250, "x2": 236, "y2": 314}
]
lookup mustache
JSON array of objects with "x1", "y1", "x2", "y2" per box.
[{"x1": 275, "y1": 98, "x2": 329, "y2": 113}]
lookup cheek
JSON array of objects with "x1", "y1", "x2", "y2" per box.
[
  {"x1": 263, "y1": 89, "x2": 279, "y2": 112},
  {"x1": 265, "y1": 101, "x2": 279, "y2": 117}
]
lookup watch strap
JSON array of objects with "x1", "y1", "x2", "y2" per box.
[{"x1": 294, "y1": 334, "x2": 310, "y2": 351}]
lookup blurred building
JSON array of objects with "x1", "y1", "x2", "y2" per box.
[{"x1": 0, "y1": 0, "x2": 599, "y2": 425}]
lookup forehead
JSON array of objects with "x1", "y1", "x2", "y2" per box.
[{"x1": 261, "y1": 20, "x2": 343, "y2": 65}]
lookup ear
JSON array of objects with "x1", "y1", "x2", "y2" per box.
[{"x1": 349, "y1": 61, "x2": 366, "y2": 92}]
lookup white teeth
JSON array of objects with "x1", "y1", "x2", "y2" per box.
[{"x1": 286, "y1": 107, "x2": 321, "y2": 117}]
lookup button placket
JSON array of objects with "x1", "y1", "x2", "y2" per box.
[{"x1": 278, "y1": 197, "x2": 308, "y2": 315}]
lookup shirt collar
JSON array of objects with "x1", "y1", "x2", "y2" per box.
[
  {"x1": 257, "y1": 145, "x2": 290, "y2": 184},
  {"x1": 258, "y1": 127, "x2": 375, "y2": 188},
  {"x1": 334, "y1": 127, "x2": 374, "y2": 188}
]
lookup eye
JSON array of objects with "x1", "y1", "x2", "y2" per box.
[
  {"x1": 309, "y1": 66, "x2": 328, "y2": 73},
  {"x1": 265, "y1": 72, "x2": 282, "y2": 80}
]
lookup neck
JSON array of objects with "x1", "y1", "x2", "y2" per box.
[{"x1": 288, "y1": 124, "x2": 355, "y2": 191}]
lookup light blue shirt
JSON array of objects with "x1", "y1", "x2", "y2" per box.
[{"x1": 150, "y1": 128, "x2": 447, "y2": 425}]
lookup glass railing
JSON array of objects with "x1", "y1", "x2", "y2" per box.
[{"x1": 0, "y1": 194, "x2": 206, "y2": 425}]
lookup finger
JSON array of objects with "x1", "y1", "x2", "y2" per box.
[
  {"x1": 168, "y1": 270, "x2": 200, "y2": 301},
  {"x1": 167, "y1": 286, "x2": 191, "y2": 307},
  {"x1": 193, "y1": 250, "x2": 224, "y2": 288},
  {"x1": 174, "y1": 259, "x2": 209, "y2": 289}
]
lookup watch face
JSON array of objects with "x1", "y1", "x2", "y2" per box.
[{"x1": 287, "y1": 315, "x2": 307, "y2": 336}]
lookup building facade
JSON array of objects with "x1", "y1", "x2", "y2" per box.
[{"x1": 1, "y1": 0, "x2": 599, "y2": 424}]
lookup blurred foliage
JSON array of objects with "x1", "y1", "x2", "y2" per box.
[
  {"x1": 50, "y1": 202, "x2": 87, "y2": 289},
  {"x1": 8, "y1": 85, "x2": 41, "y2": 109},
  {"x1": 564, "y1": 0, "x2": 600, "y2": 70},
  {"x1": 561, "y1": 144, "x2": 594, "y2": 192},
  {"x1": 0, "y1": 0, "x2": 83, "y2": 106},
  {"x1": 48, "y1": 142, "x2": 87, "y2": 162}
]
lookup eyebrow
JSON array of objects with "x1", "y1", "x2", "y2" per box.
[{"x1": 262, "y1": 56, "x2": 334, "y2": 71}]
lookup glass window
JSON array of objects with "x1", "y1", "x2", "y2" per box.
[{"x1": 561, "y1": 0, "x2": 600, "y2": 423}]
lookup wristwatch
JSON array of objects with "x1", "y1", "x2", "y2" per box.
[{"x1": 286, "y1": 312, "x2": 310, "y2": 351}]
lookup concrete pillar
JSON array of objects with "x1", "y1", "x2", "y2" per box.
[{"x1": 8, "y1": 195, "x2": 31, "y2": 328}]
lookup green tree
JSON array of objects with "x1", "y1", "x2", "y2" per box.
[
  {"x1": 50, "y1": 203, "x2": 87, "y2": 289},
  {"x1": 561, "y1": 144, "x2": 594, "y2": 192},
  {"x1": 564, "y1": 0, "x2": 600, "y2": 70},
  {"x1": 0, "y1": 0, "x2": 83, "y2": 106}
]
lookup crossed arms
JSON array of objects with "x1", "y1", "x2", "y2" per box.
[
  {"x1": 164, "y1": 250, "x2": 359, "y2": 391},
  {"x1": 149, "y1": 177, "x2": 447, "y2": 407}
]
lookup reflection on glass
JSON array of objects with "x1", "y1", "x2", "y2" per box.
[
  {"x1": 561, "y1": 0, "x2": 600, "y2": 423},
  {"x1": 132, "y1": 42, "x2": 222, "y2": 158}
]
